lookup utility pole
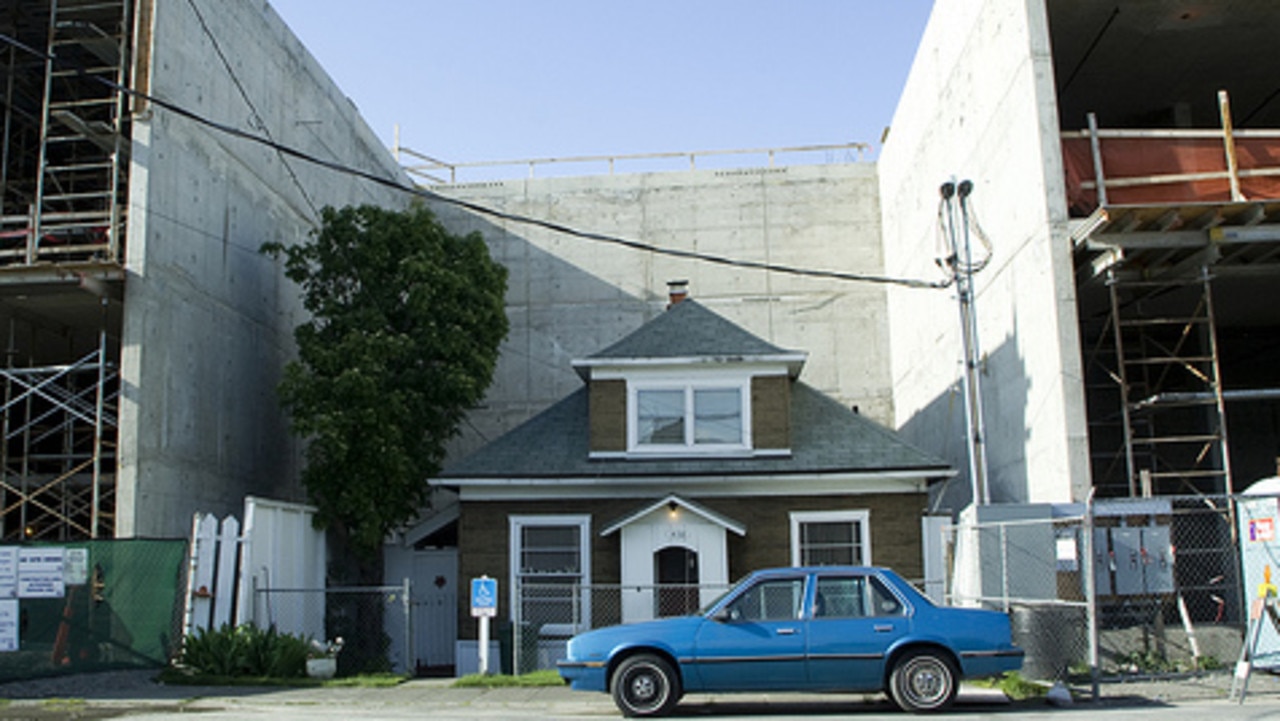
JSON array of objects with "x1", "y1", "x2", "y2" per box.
[{"x1": 940, "y1": 179, "x2": 990, "y2": 506}]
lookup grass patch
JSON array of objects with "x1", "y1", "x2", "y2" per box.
[
  {"x1": 453, "y1": 670, "x2": 565, "y2": 688},
  {"x1": 156, "y1": 667, "x2": 407, "y2": 688},
  {"x1": 973, "y1": 672, "x2": 1048, "y2": 701},
  {"x1": 317, "y1": 674, "x2": 406, "y2": 688},
  {"x1": 40, "y1": 699, "x2": 86, "y2": 709}
]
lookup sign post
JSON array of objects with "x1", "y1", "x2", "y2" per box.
[{"x1": 470, "y1": 576, "x2": 498, "y2": 674}]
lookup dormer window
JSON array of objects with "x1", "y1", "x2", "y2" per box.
[{"x1": 630, "y1": 380, "x2": 749, "y2": 454}]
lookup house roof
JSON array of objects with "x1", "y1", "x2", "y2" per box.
[
  {"x1": 436, "y1": 380, "x2": 950, "y2": 483},
  {"x1": 571, "y1": 299, "x2": 808, "y2": 378},
  {"x1": 600, "y1": 494, "x2": 747, "y2": 537}
]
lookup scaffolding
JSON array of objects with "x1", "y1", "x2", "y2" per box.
[
  {"x1": 1071, "y1": 100, "x2": 1280, "y2": 498},
  {"x1": 0, "y1": 0, "x2": 130, "y2": 539},
  {"x1": 2, "y1": 0, "x2": 131, "y2": 262},
  {"x1": 1089, "y1": 269, "x2": 1232, "y2": 497}
]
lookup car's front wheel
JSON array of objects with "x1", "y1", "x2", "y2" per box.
[
  {"x1": 888, "y1": 649, "x2": 957, "y2": 712},
  {"x1": 610, "y1": 653, "x2": 680, "y2": 717}
]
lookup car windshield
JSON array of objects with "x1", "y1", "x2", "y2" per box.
[{"x1": 699, "y1": 574, "x2": 750, "y2": 615}]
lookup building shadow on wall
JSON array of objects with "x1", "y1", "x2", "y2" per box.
[
  {"x1": 422, "y1": 195, "x2": 656, "y2": 462},
  {"x1": 898, "y1": 335, "x2": 1029, "y2": 516}
]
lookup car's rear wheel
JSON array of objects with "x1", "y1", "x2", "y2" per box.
[
  {"x1": 888, "y1": 649, "x2": 957, "y2": 712},
  {"x1": 610, "y1": 653, "x2": 680, "y2": 717}
]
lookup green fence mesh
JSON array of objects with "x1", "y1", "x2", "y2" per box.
[{"x1": 0, "y1": 539, "x2": 187, "y2": 682}]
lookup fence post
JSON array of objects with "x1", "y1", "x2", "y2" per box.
[
  {"x1": 573, "y1": 582, "x2": 581, "y2": 634},
  {"x1": 402, "y1": 577, "x2": 412, "y2": 676},
  {"x1": 1084, "y1": 491, "x2": 1100, "y2": 701},
  {"x1": 1000, "y1": 523, "x2": 1010, "y2": 612},
  {"x1": 513, "y1": 577, "x2": 521, "y2": 676}
]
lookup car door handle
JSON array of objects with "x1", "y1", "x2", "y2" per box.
[
  {"x1": 874, "y1": 625, "x2": 895, "y2": 633},
  {"x1": 776, "y1": 627, "x2": 798, "y2": 635}
]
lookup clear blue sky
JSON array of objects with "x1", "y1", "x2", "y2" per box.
[{"x1": 269, "y1": 1, "x2": 933, "y2": 167}]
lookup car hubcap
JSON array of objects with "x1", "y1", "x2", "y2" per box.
[
  {"x1": 630, "y1": 672, "x2": 657, "y2": 702},
  {"x1": 907, "y1": 660, "x2": 947, "y2": 703}
]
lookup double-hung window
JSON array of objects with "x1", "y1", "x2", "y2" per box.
[
  {"x1": 790, "y1": 510, "x2": 871, "y2": 566},
  {"x1": 510, "y1": 515, "x2": 590, "y2": 635},
  {"x1": 632, "y1": 382, "x2": 747, "y2": 452}
]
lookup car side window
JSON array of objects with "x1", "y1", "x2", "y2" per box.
[
  {"x1": 725, "y1": 577, "x2": 806, "y2": 621},
  {"x1": 813, "y1": 576, "x2": 863, "y2": 618},
  {"x1": 813, "y1": 575, "x2": 904, "y2": 618},
  {"x1": 868, "y1": 576, "x2": 904, "y2": 616}
]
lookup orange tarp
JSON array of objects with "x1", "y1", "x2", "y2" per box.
[{"x1": 1062, "y1": 136, "x2": 1280, "y2": 215}]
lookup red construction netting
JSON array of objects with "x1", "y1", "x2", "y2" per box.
[{"x1": 1062, "y1": 135, "x2": 1280, "y2": 215}]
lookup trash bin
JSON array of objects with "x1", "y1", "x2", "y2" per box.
[
  {"x1": 496, "y1": 622, "x2": 540, "y2": 675},
  {"x1": 1012, "y1": 605, "x2": 1085, "y2": 681},
  {"x1": 497, "y1": 622, "x2": 514, "y2": 675}
]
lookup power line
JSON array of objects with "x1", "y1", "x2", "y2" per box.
[
  {"x1": 0, "y1": 30, "x2": 949, "y2": 291},
  {"x1": 184, "y1": 0, "x2": 318, "y2": 216}
]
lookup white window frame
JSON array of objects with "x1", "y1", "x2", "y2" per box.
[
  {"x1": 789, "y1": 510, "x2": 871, "y2": 567},
  {"x1": 509, "y1": 514, "x2": 592, "y2": 636},
  {"x1": 627, "y1": 379, "x2": 751, "y2": 455}
]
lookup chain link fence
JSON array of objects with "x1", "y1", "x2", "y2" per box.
[
  {"x1": 251, "y1": 582, "x2": 413, "y2": 676},
  {"x1": 943, "y1": 494, "x2": 1246, "y2": 695},
  {"x1": 0, "y1": 539, "x2": 188, "y2": 683},
  {"x1": 510, "y1": 582, "x2": 731, "y2": 674}
]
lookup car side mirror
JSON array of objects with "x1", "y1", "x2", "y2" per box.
[{"x1": 710, "y1": 607, "x2": 733, "y2": 623}]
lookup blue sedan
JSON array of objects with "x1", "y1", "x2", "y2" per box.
[{"x1": 557, "y1": 566, "x2": 1023, "y2": 716}]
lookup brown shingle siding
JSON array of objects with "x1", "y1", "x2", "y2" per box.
[
  {"x1": 589, "y1": 379, "x2": 626, "y2": 452},
  {"x1": 454, "y1": 491, "x2": 924, "y2": 638},
  {"x1": 751, "y1": 375, "x2": 791, "y2": 450}
]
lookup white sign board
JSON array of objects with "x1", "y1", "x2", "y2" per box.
[
  {"x1": 0, "y1": 547, "x2": 16, "y2": 599},
  {"x1": 0, "y1": 599, "x2": 15, "y2": 651},
  {"x1": 64, "y1": 548, "x2": 89, "y2": 586},
  {"x1": 18, "y1": 548, "x2": 65, "y2": 599}
]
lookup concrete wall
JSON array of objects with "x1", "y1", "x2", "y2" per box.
[
  {"x1": 426, "y1": 163, "x2": 892, "y2": 460},
  {"x1": 115, "y1": 0, "x2": 410, "y2": 537},
  {"x1": 878, "y1": 0, "x2": 1091, "y2": 508}
]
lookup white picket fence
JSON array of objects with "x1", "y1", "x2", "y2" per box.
[{"x1": 182, "y1": 496, "x2": 326, "y2": 640}]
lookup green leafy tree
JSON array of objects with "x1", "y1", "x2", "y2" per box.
[{"x1": 263, "y1": 203, "x2": 508, "y2": 557}]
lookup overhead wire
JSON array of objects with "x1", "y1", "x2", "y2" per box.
[
  {"x1": 0, "y1": 30, "x2": 950, "y2": 291},
  {"x1": 183, "y1": 0, "x2": 319, "y2": 217}
]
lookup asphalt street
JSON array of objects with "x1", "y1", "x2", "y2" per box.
[{"x1": 7, "y1": 672, "x2": 1280, "y2": 720}]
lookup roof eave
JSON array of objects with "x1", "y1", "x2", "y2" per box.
[{"x1": 571, "y1": 352, "x2": 809, "y2": 379}]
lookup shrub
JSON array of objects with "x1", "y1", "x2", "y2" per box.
[{"x1": 180, "y1": 624, "x2": 310, "y2": 678}]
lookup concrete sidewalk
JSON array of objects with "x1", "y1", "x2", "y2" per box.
[{"x1": 3, "y1": 669, "x2": 1280, "y2": 720}]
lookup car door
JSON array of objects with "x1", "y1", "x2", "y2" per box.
[
  {"x1": 691, "y1": 575, "x2": 809, "y2": 691},
  {"x1": 805, "y1": 572, "x2": 909, "y2": 691}
]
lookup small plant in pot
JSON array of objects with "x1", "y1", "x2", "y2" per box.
[{"x1": 306, "y1": 637, "x2": 344, "y2": 679}]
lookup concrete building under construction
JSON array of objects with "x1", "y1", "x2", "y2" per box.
[
  {"x1": 424, "y1": 0, "x2": 1280, "y2": 513},
  {"x1": 881, "y1": 0, "x2": 1280, "y2": 510},
  {"x1": 0, "y1": 0, "x2": 406, "y2": 540},
  {"x1": 1, "y1": 0, "x2": 1278, "y2": 549}
]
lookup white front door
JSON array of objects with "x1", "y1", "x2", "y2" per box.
[
  {"x1": 413, "y1": 549, "x2": 457, "y2": 669},
  {"x1": 654, "y1": 545, "x2": 701, "y2": 617}
]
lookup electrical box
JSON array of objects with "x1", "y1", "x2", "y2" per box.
[
  {"x1": 1142, "y1": 526, "x2": 1174, "y2": 593},
  {"x1": 1107, "y1": 526, "x2": 1174, "y2": 596},
  {"x1": 1111, "y1": 528, "x2": 1144, "y2": 595},
  {"x1": 1092, "y1": 527, "x2": 1112, "y2": 596}
]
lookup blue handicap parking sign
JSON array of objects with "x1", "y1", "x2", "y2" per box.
[{"x1": 471, "y1": 577, "x2": 497, "y2": 617}]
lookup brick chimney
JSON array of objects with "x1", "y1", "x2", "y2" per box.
[{"x1": 666, "y1": 280, "x2": 689, "y2": 309}]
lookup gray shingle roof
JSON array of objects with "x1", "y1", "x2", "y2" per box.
[
  {"x1": 438, "y1": 381, "x2": 949, "y2": 480},
  {"x1": 586, "y1": 299, "x2": 799, "y2": 360}
]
